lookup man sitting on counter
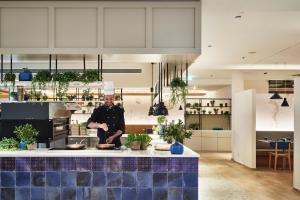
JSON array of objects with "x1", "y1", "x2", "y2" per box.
[{"x1": 86, "y1": 81, "x2": 125, "y2": 147}]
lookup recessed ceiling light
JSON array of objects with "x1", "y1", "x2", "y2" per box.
[
  {"x1": 264, "y1": 72, "x2": 268, "y2": 75},
  {"x1": 242, "y1": 56, "x2": 246, "y2": 59},
  {"x1": 208, "y1": 45, "x2": 212, "y2": 48},
  {"x1": 235, "y1": 15, "x2": 242, "y2": 19},
  {"x1": 248, "y1": 51, "x2": 256, "y2": 54}
]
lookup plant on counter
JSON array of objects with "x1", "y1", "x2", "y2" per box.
[
  {"x1": 169, "y1": 77, "x2": 188, "y2": 106},
  {"x1": 139, "y1": 134, "x2": 152, "y2": 150},
  {"x1": 4, "y1": 73, "x2": 16, "y2": 87},
  {"x1": 0, "y1": 137, "x2": 19, "y2": 151},
  {"x1": 80, "y1": 70, "x2": 99, "y2": 84},
  {"x1": 164, "y1": 120, "x2": 192, "y2": 154},
  {"x1": 125, "y1": 133, "x2": 141, "y2": 150},
  {"x1": 32, "y1": 70, "x2": 52, "y2": 91},
  {"x1": 10, "y1": 91, "x2": 18, "y2": 101},
  {"x1": 14, "y1": 123, "x2": 39, "y2": 150}
]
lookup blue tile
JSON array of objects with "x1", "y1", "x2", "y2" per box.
[
  {"x1": 16, "y1": 188, "x2": 30, "y2": 200},
  {"x1": 1, "y1": 172, "x2": 15, "y2": 187},
  {"x1": 91, "y1": 157, "x2": 107, "y2": 171},
  {"x1": 31, "y1": 172, "x2": 45, "y2": 186},
  {"x1": 31, "y1": 157, "x2": 46, "y2": 171},
  {"x1": 168, "y1": 173, "x2": 183, "y2": 187},
  {"x1": 154, "y1": 188, "x2": 168, "y2": 200},
  {"x1": 153, "y1": 173, "x2": 167, "y2": 187},
  {"x1": 46, "y1": 171, "x2": 61, "y2": 187},
  {"x1": 16, "y1": 172, "x2": 30, "y2": 186},
  {"x1": 122, "y1": 188, "x2": 136, "y2": 200},
  {"x1": 107, "y1": 188, "x2": 121, "y2": 200},
  {"x1": 46, "y1": 157, "x2": 61, "y2": 171},
  {"x1": 92, "y1": 171, "x2": 106, "y2": 186},
  {"x1": 137, "y1": 172, "x2": 152, "y2": 187},
  {"x1": 1, "y1": 188, "x2": 15, "y2": 200},
  {"x1": 77, "y1": 172, "x2": 91, "y2": 187},
  {"x1": 77, "y1": 187, "x2": 91, "y2": 200},
  {"x1": 91, "y1": 187, "x2": 106, "y2": 199},
  {"x1": 137, "y1": 188, "x2": 152, "y2": 200},
  {"x1": 16, "y1": 157, "x2": 31, "y2": 171},
  {"x1": 107, "y1": 173, "x2": 122, "y2": 187},
  {"x1": 46, "y1": 187, "x2": 60, "y2": 200},
  {"x1": 153, "y1": 158, "x2": 168, "y2": 172},
  {"x1": 61, "y1": 157, "x2": 76, "y2": 171},
  {"x1": 137, "y1": 157, "x2": 152, "y2": 171},
  {"x1": 122, "y1": 172, "x2": 136, "y2": 187},
  {"x1": 182, "y1": 158, "x2": 198, "y2": 173},
  {"x1": 75, "y1": 157, "x2": 91, "y2": 171},
  {"x1": 62, "y1": 187, "x2": 76, "y2": 200},
  {"x1": 168, "y1": 188, "x2": 182, "y2": 200},
  {"x1": 1, "y1": 157, "x2": 15, "y2": 171},
  {"x1": 183, "y1": 188, "x2": 198, "y2": 200},
  {"x1": 61, "y1": 172, "x2": 76, "y2": 187},
  {"x1": 31, "y1": 187, "x2": 45, "y2": 200},
  {"x1": 183, "y1": 173, "x2": 198, "y2": 187},
  {"x1": 107, "y1": 158, "x2": 122, "y2": 172},
  {"x1": 168, "y1": 158, "x2": 183, "y2": 172},
  {"x1": 122, "y1": 157, "x2": 137, "y2": 171}
]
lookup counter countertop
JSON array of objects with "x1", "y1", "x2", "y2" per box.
[{"x1": 0, "y1": 145, "x2": 199, "y2": 158}]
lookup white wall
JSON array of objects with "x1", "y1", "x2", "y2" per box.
[
  {"x1": 293, "y1": 78, "x2": 300, "y2": 190},
  {"x1": 256, "y1": 94, "x2": 294, "y2": 131},
  {"x1": 232, "y1": 89, "x2": 256, "y2": 168}
]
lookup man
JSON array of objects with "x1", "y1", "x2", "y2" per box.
[{"x1": 86, "y1": 82, "x2": 125, "y2": 147}]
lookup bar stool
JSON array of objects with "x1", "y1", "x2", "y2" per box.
[{"x1": 268, "y1": 141, "x2": 291, "y2": 171}]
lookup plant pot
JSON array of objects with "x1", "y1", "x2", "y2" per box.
[
  {"x1": 27, "y1": 144, "x2": 34, "y2": 150},
  {"x1": 19, "y1": 141, "x2": 27, "y2": 150},
  {"x1": 167, "y1": 137, "x2": 173, "y2": 144},
  {"x1": 130, "y1": 141, "x2": 141, "y2": 150},
  {"x1": 170, "y1": 141, "x2": 184, "y2": 154},
  {"x1": 140, "y1": 142, "x2": 149, "y2": 150}
]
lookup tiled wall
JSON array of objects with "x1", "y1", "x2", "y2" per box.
[{"x1": 0, "y1": 157, "x2": 198, "y2": 200}]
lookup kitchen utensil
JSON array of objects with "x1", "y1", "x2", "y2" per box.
[
  {"x1": 96, "y1": 143, "x2": 115, "y2": 150},
  {"x1": 65, "y1": 143, "x2": 85, "y2": 150}
]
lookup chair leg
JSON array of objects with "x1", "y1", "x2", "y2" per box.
[
  {"x1": 288, "y1": 155, "x2": 292, "y2": 172},
  {"x1": 269, "y1": 154, "x2": 272, "y2": 168},
  {"x1": 274, "y1": 155, "x2": 277, "y2": 170}
]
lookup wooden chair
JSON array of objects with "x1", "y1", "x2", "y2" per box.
[{"x1": 268, "y1": 141, "x2": 291, "y2": 171}]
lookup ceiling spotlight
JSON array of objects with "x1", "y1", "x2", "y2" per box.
[
  {"x1": 208, "y1": 45, "x2": 212, "y2": 48},
  {"x1": 235, "y1": 15, "x2": 242, "y2": 19},
  {"x1": 242, "y1": 57, "x2": 246, "y2": 59},
  {"x1": 264, "y1": 72, "x2": 268, "y2": 75},
  {"x1": 248, "y1": 51, "x2": 256, "y2": 54}
]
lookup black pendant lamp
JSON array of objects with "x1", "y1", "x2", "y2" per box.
[
  {"x1": 148, "y1": 63, "x2": 154, "y2": 116},
  {"x1": 281, "y1": 80, "x2": 289, "y2": 107},
  {"x1": 270, "y1": 80, "x2": 282, "y2": 99},
  {"x1": 179, "y1": 105, "x2": 183, "y2": 110},
  {"x1": 153, "y1": 62, "x2": 168, "y2": 116}
]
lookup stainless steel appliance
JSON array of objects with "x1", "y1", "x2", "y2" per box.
[{"x1": 0, "y1": 102, "x2": 71, "y2": 148}]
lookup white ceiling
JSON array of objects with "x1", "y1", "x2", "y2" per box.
[{"x1": 189, "y1": 0, "x2": 300, "y2": 80}]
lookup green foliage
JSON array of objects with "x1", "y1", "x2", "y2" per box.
[
  {"x1": 157, "y1": 115, "x2": 166, "y2": 125},
  {"x1": 125, "y1": 133, "x2": 152, "y2": 149},
  {"x1": 169, "y1": 77, "x2": 188, "y2": 106},
  {"x1": 32, "y1": 70, "x2": 52, "y2": 91},
  {"x1": 14, "y1": 124, "x2": 39, "y2": 145},
  {"x1": 63, "y1": 71, "x2": 80, "y2": 82},
  {"x1": 80, "y1": 70, "x2": 99, "y2": 84},
  {"x1": 4, "y1": 73, "x2": 16, "y2": 87},
  {"x1": 52, "y1": 73, "x2": 69, "y2": 99},
  {"x1": 10, "y1": 91, "x2": 18, "y2": 99},
  {"x1": 0, "y1": 137, "x2": 19, "y2": 151},
  {"x1": 164, "y1": 120, "x2": 192, "y2": 143}
]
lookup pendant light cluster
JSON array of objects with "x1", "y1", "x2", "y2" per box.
[
  {"x1": 148, "y1": 63, "x2": 154, "y2": 116},
  {"x1": 269, "y1": 80, "x2": 289, "y2": 107},
  {"x1": 153, "y1": 62, "x2": 168, "y2": 116}
]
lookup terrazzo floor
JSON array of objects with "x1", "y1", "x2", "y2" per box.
[{"x1": 198, "y1": 152, "x2": 300, "y2": 200}]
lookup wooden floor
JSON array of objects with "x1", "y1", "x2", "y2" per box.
[{"x1": 198, "y1": 152, "x2": 300, "y2": 200}]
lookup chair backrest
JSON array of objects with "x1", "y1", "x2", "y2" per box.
[{"x1": 270, "y1": 141, "x2": 290, "y2": 151}]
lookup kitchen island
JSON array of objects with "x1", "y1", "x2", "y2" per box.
[{"x1": 0, "y1": 146, "x2": 199, "y2": 200}]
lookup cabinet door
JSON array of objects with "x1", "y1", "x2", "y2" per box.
[
  {"x1": 184, "y1": 135, "x2": 201, "y2": 151},
  {"x1": 201, "y1": 137, "x2": 218, "y2": 151},
  {"x1": 217, "y1": 138, "x2": 231, "y2": 152}
]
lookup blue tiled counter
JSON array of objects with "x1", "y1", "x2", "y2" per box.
[{"x1": 0, "y1": 148, "x2": 199, "y2": 200}]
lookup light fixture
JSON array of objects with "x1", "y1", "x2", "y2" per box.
[
  {"x1": 179, "y1": 105, "x2": 183, "y2": 110},
  {"x1": 281, "y1": 80, "x2": 289, "y2": 107},
  {"x1": 270, "y1": 80, "x2": 282, "y2": 100},
  {"x1": 153, "y1": 62, "x2": 168, "y2": 116},
  {"x1": 148, "y1": 63, "x2": 154, "y2": 116}
]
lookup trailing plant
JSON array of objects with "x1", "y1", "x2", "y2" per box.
[
  {"x1": 164, "y1": 120, "x2": 192, "y2": 143},
  {"x1": 10, "y1": 91, "x2": 18, "y2": 100},
  {"x1": 52, "y1": 73, "x2": 69, "y2": 100},
  {"x1": 169, "y1": 77, "x2": 188, "y2": 106},
  {"x1": 157, "y1": 115, "x2": 166, "y2": 125},
  {"x1": 14, "y1": 123, "x2": 39, "y2": 145},
  {"x1": 63, "y1": 71, "x2": 80, "y2": 82},
  {"x1": 0, "y1": 137, "x2": 19, "y2": 151},
  {"x1": 80, "y1": 70, "x2": 99, "y2": 84},
  {"x1": 4, "y1": 73, "x2": 16, "y2": 87},
  {"x1": 32, "y1": 71, "x2": 52, "y2": 91}
]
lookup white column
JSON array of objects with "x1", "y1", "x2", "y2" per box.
[
  {"x1": 294, "y1": 77, "x2": 300, "y2": 189},
  {"x1": 231, "y1": 71, "x2": 245, "y2": 160}
]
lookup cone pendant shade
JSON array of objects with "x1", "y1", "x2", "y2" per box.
[
  {"x1": 270, "y1": 92, "x2": 282, "y2": 99},
  {"x1": 281, "y1": 98, "x2": 289, "y2": 107}
]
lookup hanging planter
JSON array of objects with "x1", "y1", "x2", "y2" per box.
[
  {"x1": 4, "y1": 73, "x2": 16, "y2": 87},
  {"x1": 32, "y1": 70, "x2": 52, "y2": 91},
  {"x1": 80, "y1": 70, "x2": 100, "y2": 85},
  {"x1": 169, "y1": 77, "x2": 188, "y2": 106}
]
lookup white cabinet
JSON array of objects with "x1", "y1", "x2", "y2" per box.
[{"x1": 185, "y1": 130, "x2": 232, "y2": 152}]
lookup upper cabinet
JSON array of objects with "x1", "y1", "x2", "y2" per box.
[{"x1": 0, "y1": 1, "x2": 201, "y2": 54}]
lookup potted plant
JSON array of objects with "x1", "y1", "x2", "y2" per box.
[
  {"x1": 80, "y1": 70, "x2": 100, "y2": 85},
  {"x1": 14, "y1": 124, "x2": 39, "y2": 150},
  {"x1": 35, "y1": 91, "x2": 42, "y2": 101},
  {"x1": 202, "y1": 110, "x2": 206, "y2": 114},
  {"x1": 4, "y1": 73, "x2": 16, "y2": 87},
  {"x1": 210, "y1": 100, "x2": 215, "y2": 107},
  {"x1": 186, "y1": 103, "x2": 191, "y2": 108},
  {"x1": 42, "y1": 93, "x2": 48, "y2": 101},
  {"x1": 221, "y1": 110, "x2": 224, "y2": 115},
  {"x1": 225, "y1": 103, "x2": 228, "y2": 107},
  {"x1": 24, "y1": 92, "x2": 31, "y2": 101},
  {"x1": 219, "y1": 103, "x2": 223, "y2": 108},
  {"x1": 169, "y1": 77, "x2": 188, "y2": 106},
  {"x1": 0, "y1": 137, "x2": 19, "y2": 151},
  {"x1": 157, "y1": 115, "x2": 167, "y2": 135},
  {"x1": 126, "y1": 133, "x2": 141, "y2": 150},
  {"x1": 10, "y1": 92, "x2": 18, "y2": 101},
  {"x1": 208, "y1": 111, "x2": 212, "y2": 115},
  {"x1": 164, "y1": 120, "x2": 192, "y2": 154},
  {"x1": 213, "y1": 108, "x2": 219, "y2": 114},
  {"x1": 67, "y1": 94, "x2": 77, "y2": 101},
  {"x1": 32, "y1": 70, "x2": 52, "y2": 91},
  {"x1": 139, "y1": 134, "x2": 152, "y2": 150}
]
